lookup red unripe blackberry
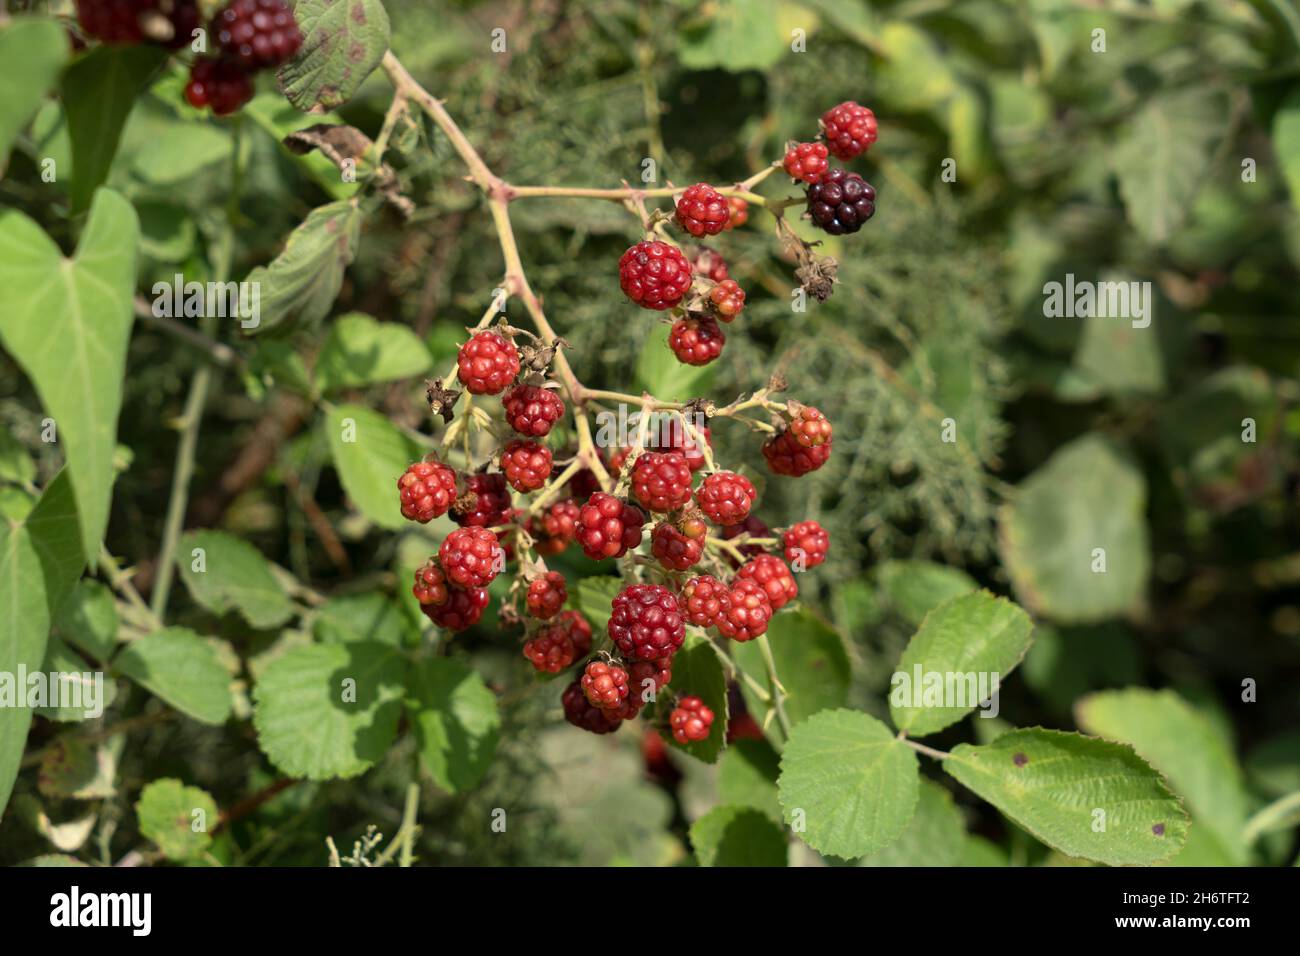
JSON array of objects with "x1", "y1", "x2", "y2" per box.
[
  {"x1": 558, "y1": 609, "x2": 593, "y2": 657},
  {"x1": 581, "y1": 660, "x2": 630, "y2": 710},
  {"x1": 720, "y1": 514, "x2": 771, "y2": 565},
  {"x1": 762, "y1": 428, "x2": 833, "y2": 477},
  {"x1": 677, "y1": 575, "x2": 731, "y2": 628},
  {"x1": 398, "y1": 459, "x2": 458, "y2": 523},
  {"x1": 526, "y1": 570, "x2": 567, "y2": 620},
  {"x1": 500, "y1": 439, "x2": 552, "y2": 493},
  {"x1": 412, "y1": 558, "x2": 450, "y2": 607},
  {"x1": 631, "y1": 451, "x2": 694, "y2": 513},
  {"x1": 421, "y1": 585, "x2": 489, "y2": 632},
  {"x1": 669, "y1": 696, "x2": 715, "y2": 744},
  {"x1": 717, "y1": 579, "x2": 772, "y2": 641},
  {"x1": 184, "y1": 57, "x2": 254, "y2": 115},
  {"x1": 650, "y1": 517, "x2": 707, "y2": 571},
  {"x1": 783, "y1": 141, "x2": 830, "y2": 184},
  {"x1": 452, "y1": 472, "x2": 513, "y2": 527},
  {"x1": 618, "y1": 241, "x2": 693, "y2": 310},
  {"x1": 708, "y1": 279, "x2": 745, "y2": 321},
  {"x1": 457, "y1": 330, "x2": 519, "y2": 395},
  {"x1": 691, "y1": 247, "x2": 729, "y2": 283},
  {"x1": 805, "y1": 168, "x2": 876, "y2": 235},
  {"x1": 653, "y1": 420, "x2": 711, "y2": 474},
  {"x1": 609, "y1": 584, "x2": 686, "y2": 661},
  {"x1": 736, "y1": 554, "x2": 798, "y2": 610},
  {"x1": 675, "y1": 183, "x2": 729, "y2": 237},
  {"x1": 76, "y1": 0, "x2": 152, "y2": 44},
  {"x1": 522, "y1": 627, "x2": 576, "y2": 673},
  {"x1": 604, "y1": 693, "x2": 644, "y2": 722},
  {"x1": 439, "y1": 526, "x2": 504, "y2": 588},
  {"x1": 562, "y1": 680, "x2": 621, "y2": 734},
  {"x1": 724, "y1": 195, "x2": 749, "y2": 230},
  {"x1": 669, "y1": 316, "x2": 725, "y2": 366},
  {"x1": 787, "y1": 404, "x2": 833, "y2": 447},
  {"x1": 502, "y1": 383, "x2": 565, "y2": 437},
  {"x1": 783, "y1": 520, "x2": 830, "y2": 568},
  {"x1": 820, "y1": 100, "x2": 878, "y2": 160},
  {"x1": 576, "y1": 493, "x2": 646, "y2": 560},
  {"x1": 213, "y1": 0, "x2": 303, "y2": 69},
  {"x1": 530, "y1": 498, "x2": 579, "y2": 554},
  {"x1": 695, "y1": 470, "x2": 757, "y2": 525},
  {"x1": 628, "y1": 657, "x2": 672, "y2": 698}
]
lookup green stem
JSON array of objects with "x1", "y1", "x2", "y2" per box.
[
  {"x1": 756, "y1": 633, "x2": 792, "y2": 740},
  {"x1": 1243, "y1": 790, "x2": 1300, "y2": 845}
]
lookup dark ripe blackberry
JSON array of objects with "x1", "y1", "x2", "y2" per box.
[
  {"x1": 214, "y1": 0, "x2": 304, "y2": 69},
  {"x1": 805, "y1": 169, "x2": 876, "y2": 235}
]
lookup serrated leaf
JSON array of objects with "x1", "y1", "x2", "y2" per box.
[
  {"x1": 1112, "y1": 89, "x2": 1226, "y2": 244},
  {"x1": 313, "y1": 592, "x2": 413, "y2": 647},
  {"x1": 690, "y1": 805, "x2": 788, "y2": 866},
  {"x1": 136, "y1": 778, "x2": 217, "y2": 861},
  {"x1": 278, "y1": 0, "x2": 391, "y2": 112},
  {"x1": 253, "y1": 641, "x2": 405, "y2": 780},
  {"x1": 1076, "y1": 688, "x2": 1250, "y2": 864},
  {"x1": 62, "y1": 45, "x2": 166, "y2": 212},
  {"x1": 860, "y1": 778, "x2": 966, "y2": 866},
  {"x1": 733, "y1": 607, "x2": 850, "y2": 730},
  {"x1": 0, "y1": 189, "x2": 138, "y2": 556},
  {"x1": 0, "y1": 18, "x2": 68, "y2": 166},
  {"x1": 998, "y1": 433, "x2": 1150, "y2": 623},
  {"x1": 405, "y1": 658, "x2": 500, "y2": 793},
  {"x1": 244, "y1": 199, "x2": 362, "y2": 335},
  {"x1": 890, "y1": 590, "x2": 1034, "y2": 737},
  {"x1": 635, "y1": 324, "x2": 715, "y2": 402},
  {"x1": 314, "y1": 312, "x2": 432, "y2": 393},
  {"x1": 325, "y1": 403, "x2": 425, "y2": 531},
  {"x1": 943, "y1": 727, "x2": 1189, "y2": 866},
  {"x1": 658, "y1": 635, "x2": 728, "y2": 763},
  {"x1": 114, "y1": 628, "x2": 233, "y2": 726},
  {"x1": 177, "y1": 530, "x2": 294, "y2": 629},
  {"x1": 777, "y1": 709, "x2": 919, "y2": 859},
  {"x1": 0, "y1": 471, "x2": 83, "y2": 816},
  {"x1": 876, "y1": 560, "x2": 978, "y2": 627}
]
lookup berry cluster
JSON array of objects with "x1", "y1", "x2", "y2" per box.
[{"x1": 185, "y1": 1, "x2": 303, "y2": 115}]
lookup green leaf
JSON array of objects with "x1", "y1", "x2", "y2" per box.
[
  {"x1": 278, "y1": 0, "x2": 392, "y2": 112},
  {"x1": 876, "y1": 560, "x2": 978, "y2": 627},
  {"x1": 244, "y1": 199, "x2": 362, "y2": 335},
  {"x1": 314, "y1": 312, "x2": 432, "y2": 393},
  {"x1": 860, "y1": 778, "x2": 966, "y2": 866},
  {"x1": 874, "y1": 21, "x2": 956, "y2": 112},
  {"x1": 325, "y1": 404, "x2": 425, "y2": 531},
  {"x1": 53, "y1": 579, "x2": 119, "y2": 663},
  {"x1": 36, "y1": 635, "x2": 117, "y2": 721},
  {"x1": 136, "y1": 778, "x2": 217, "y2": 861},
  {"x1": 998, "y1": 433, "x2": 1150, "y2": 623},
  {"x1": 1275, "y1": 85, "x2": 1300, "y2": 211},
  {"x1": 0, "y1": 430, "x2": 36, "y2": 486},
  {"x1": 718, "y1": 738, "x2": 782, "y2": 821},
  {"x1": 0, "y1": 189, "x2": 139, "y2": 556},
  {"x1": 177, "y1": 530, "x2": 295, "y2": 629},
  {"x1": 114, "y1": 627, "x2": 233, "y2": 726},
  {"x1": 1112, "y1": 89, "x2": 1226, "y2": 244},
  {"x1": 243, "y1": 92, "x2": 356, "y2": 200},
  {"x1": 658, "y1": 635, "x2": 729, "y2": 763},
  {"x1": 635, "y1": 324, "x2": 715, "y2": 402},
  {"x1": 777, "y1": 709, "x2": 919, "y2": 859},
  {"x1": 733, "y1": 607, "x2": 850, "y2": 730},
  {"x1": 62, "y1": 45, "x2": 166, "y2": 212},
  {"x1": 0, "y1": 471, "x2": 83, "y2": 816},
  {"x1": 1076, "y1": 688, "x2": 1250, "y2": 863},
  {"x1": 943, "y1": 727, "x2": 1189, "y2": 866},
  {"x1": 1064, "y1": 284, "x2": 1166, "y2": 397},
  {"x1": 405, "y1": 658, "x2": 501, "y2": 793},
  {"x1": 960, "y1": 834, "x2": 1008, "y2": 866},
  {"x1": 679, "y1": 0, "x2": 787, "y2": 72},
  {"x1": 690, "y1": 805, "x2": 788, "y2": 866},
  {"x1": 313, "y1": 592, "x2": 414, "y2": 647},
  {"x1": 0, "y1": 18, "x2": 69, "y2": 165},
  {"x1": 37, "y1": 735, "x2": 118, "y2": 799},
  {"x1": 890, "y1": 590, "x2": 1034, "y2": 737},
  {"x1": 253, "y1": 641, "x2": 405, "y2": 780},
  {"x1": 575, "y1": 576, "x2": 620, "y2": 634}
]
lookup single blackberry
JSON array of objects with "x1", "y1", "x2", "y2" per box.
[{"x1": 805, "y1": 168, "x2": 876, "y2": 235}]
